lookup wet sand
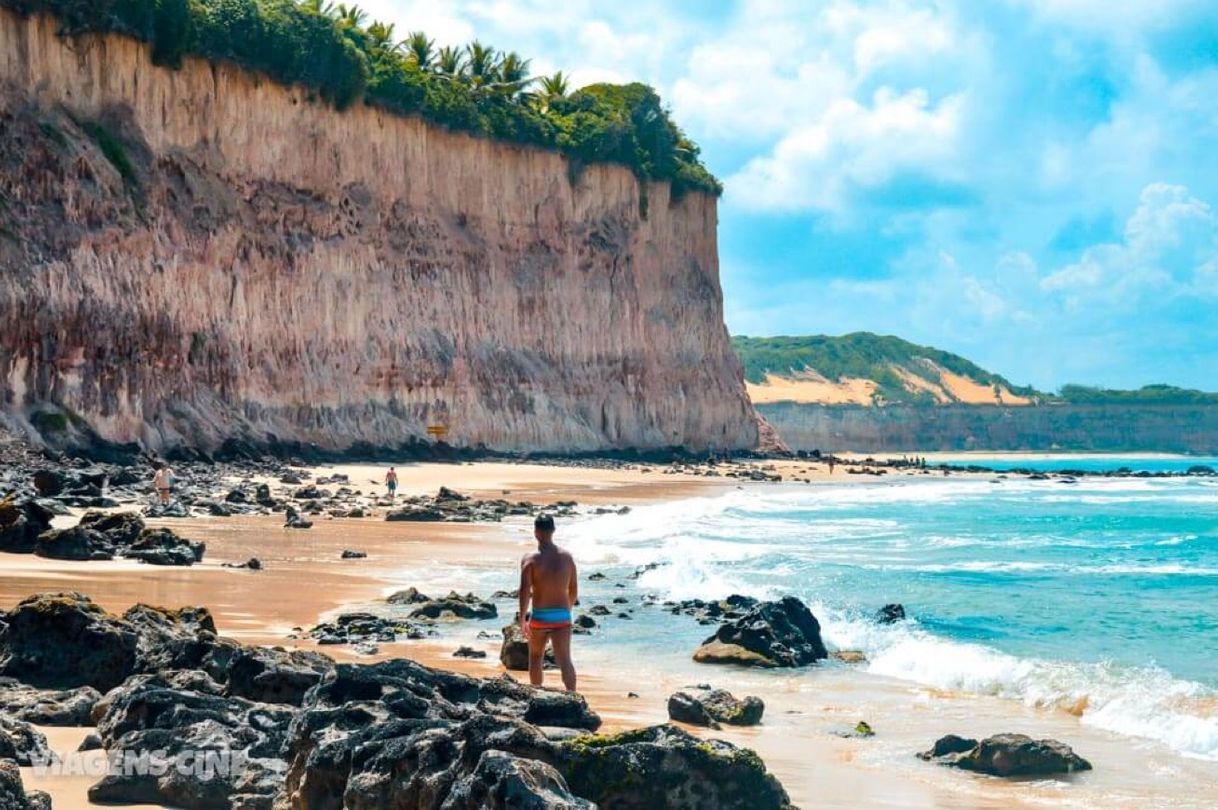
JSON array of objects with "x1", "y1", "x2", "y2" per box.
[{"x1": 6, "y1": 461, "x2": 1215, "y2": 809}]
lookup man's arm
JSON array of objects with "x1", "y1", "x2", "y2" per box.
[
  {"x1": 567, "y1": 555, "x2": 578, "y2": 607},
  {"x1": 518, "y1": 557, "x2": 533, "y2": 639}
]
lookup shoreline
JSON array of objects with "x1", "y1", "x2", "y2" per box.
[{"x1": 4, "y1": 461, "x2": 1215, "y2": 808}]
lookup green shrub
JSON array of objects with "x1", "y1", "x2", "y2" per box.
[{"x1": 81, "y1": 120, "x2": 136, "y2": 183}]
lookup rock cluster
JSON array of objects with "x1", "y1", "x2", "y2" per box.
[{"x1": 0, "y1": 590, "x2": 791, "y2": 809}]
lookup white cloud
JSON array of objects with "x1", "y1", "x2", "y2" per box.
[
  {"x1": 1041, "y1": 183, "x2": 1218, "y2": 305},
  {"x1": 728, "y1": 88, "x2": 966, "y2": 213}
]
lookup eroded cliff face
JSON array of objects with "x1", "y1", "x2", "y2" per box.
[{"x1": 0, "y1": 10, "x2": 757, "y2": 454}]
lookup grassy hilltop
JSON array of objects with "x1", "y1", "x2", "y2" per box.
[{"x1": 733, "y1": 333, "x2": 1218, "y2": 407}]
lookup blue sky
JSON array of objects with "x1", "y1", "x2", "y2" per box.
[{"x1": 361, "y1": 1, "x2": 1218, "y2": 390}]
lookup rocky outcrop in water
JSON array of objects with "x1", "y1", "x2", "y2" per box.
[
  {"x1": 0, "y1": 8, "x2": 756, "y2": 457},
  {"x1": 693, "y1": 596, "x2": 828, "y2": 668},
  {"x1": 919, "y1": 733, "x2": 1093, "y2": 776}
]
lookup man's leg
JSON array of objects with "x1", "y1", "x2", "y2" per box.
[
  {"x1": 527, "y1": 628, "x2": 548, "y2": 687},
  {"x1": 549, "y1": 627, "x2": 576, "y2": 692}
]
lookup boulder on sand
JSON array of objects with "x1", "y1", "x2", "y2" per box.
[
  {"x1": 668, "y1": 688, "x2": 765, "y2": 729},
  {"x1": 78, "y1": 511, "x2": 146, "y2": 545},
  {"x1": 33, "y1": 525, "x2": 114, "y2": 561},
  {"x1": 499, "y1": 623, "x2": 555, "y2": 671},
  {"x1": 919, "y1": 733, "x2": 1093, "y2": 776},
  {"x1": 693, "y1": 596, "x2": 828, "y2": 668},
  {"x1": 122, "y1": 528, "x2": 205, "y2": 566},
  {"x1": 0, "y1": 498, "x2": 53, "y2": 554}
]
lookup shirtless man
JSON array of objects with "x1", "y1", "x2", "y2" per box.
[
  {"x1": 518, "y1": 513, "x2": 578, "y2": 691},
  {"x1": 385, "y1": 466, "x2": 398, "y2": 499},
  {"x1": 152, "y1": 462, "x2": 174, "y2": 505}
]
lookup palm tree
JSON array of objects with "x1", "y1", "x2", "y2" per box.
[
  {"x1": 435, "y1": 45, "x2": 464, "y2": 77},
  {"x1": 538, "y1": 71, "x2": 568, "y2": 101},
  {"x1": 336, "y1": 3, "x2": 367, "y2": 29},
  {"x1": 404, "y1": 31, "x2": 434, "y2": 70},
  {"x1": 365, "y1": 20, "x2": 397, "y2": 51},
  {"x1": 497, "y1": 51, "x2": 531, "y2": 85},
  {"x1": 464, "y1": 40, "x2": 499, "y2": 87},
  {"x1": 300, "y1": 0, "x2": 338, "y2": 18}
]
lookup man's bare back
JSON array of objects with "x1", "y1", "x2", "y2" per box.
[{"x1": 518, "y1": 514, "x2": 578, "y2": 691}]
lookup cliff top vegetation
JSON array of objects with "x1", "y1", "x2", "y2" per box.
[{"x1": 1, "y1": 0, "x2": 721, "y2": 197}]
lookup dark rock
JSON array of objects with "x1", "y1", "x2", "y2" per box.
[
  {"x1": 0, "y1": 759, "x2": 50, "y2": 810},
  {"x1": 78, "y1": 731, "x2": 104, "y2": 751},
  {"x1": 0, "y1": 678, "x2": 101, "y2": 725},
  {"x1": 31, "y1": 469, "x2": 65, "y2": 497},
  {"x1": 340, "y1": 549, "x2": 367, "y2": 559},
  {"x1": 225, "y1": 488, "x2": 248, "y2": 504},
  {"x1": 224, "y1": 646, "x2": 332, "y2": 706},
  {"x1": 386, "y1": 586, "x2": 431, "y2": 605},
  {"x1": 920, "y1": 733, "x2": 1093, "y2": 777},
  {"x1": 308, "y1": 613, "x2": 429, "y2": 646},
  {"x1": 385, "y1": 506, "x2": 446, "y2": 522},
  {"x1": 0, "y1": 592, "x2": 138, "y2": 691},
  {"x1": 445, "y1": 749, "x2": 594, "y2": 809},
  {"x1": 279, "y1": 473, "x2": 303, "y2": 485},
  {"x1": 587, "y1": 572, "x2": 606, "y2": 581},
  {"x1": 499, "y1": 623, "x2": 555, "y2": 671},
  {"x1": 0, "y1": 498, "x2": 54, "y2": 553},
  {"x1": 0, "y1": 715, "x2": 54, "y2": 766},
  {"x1": 437, "y1": 486, "x2": 470, "y2": 502},
  {"x1": 694, "y1": 596, "x2": 828, "y2": 668},
  {"x1": 876, "y1": 603, "x2": 906, "y2": 624},
  {"x1": 293, "y1": 485, "x2": 322, "y2": 500},
  {"x1": 34, "y1": 525, "x2": 114, "y2": 561},
  {"x1": 454, "y1": 646, "x2": 487, "y2": 659},
  {"x1": 587, "y1": 605, "x2": 612, "y2": 616},
  {"x1": 79, "y1": 510, "x2": 146, "y2": 545},
  {"x1": 558, "y1": 725, "x2": 791, "y2": 809},
  {"x1": 197, "y1": 499, "x2": 233, "y2": 516},
  {"x1": 123, "y1": 527, "x2": 205, "y2": 566},
  {"x1": 223, "y1": 557, "x2": 262, "y2": 570},
  {"x1": 88, "y1": 673, "x2": 296, "y2": 809},
  {"x1": 409, "y1": 591, "x2": 498, "y2": 620},
  {"x1": 284, "y1": 504, "x2": 313, "y2": 529},
  {"x1": 668, "y1": 688, "x2": 764, "y2": 729},
  {"x1": 255, "y1": 483, "x2": 274, "y2": 504},
  {"x1": 671, "y1": 594, "x2": 759, "y2": 624},
  {"x1": 573, "y1": 614, "x2": 597, "y2": 629}
]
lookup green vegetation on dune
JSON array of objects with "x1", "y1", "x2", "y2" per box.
[
  {"x1": 3, "y1": 0, "x2": 720, "y2": 197},
  {"x1": 733, "y1": 334, "x2": 1218, "y2": 406},
  {"x1": 731, "y1": 333, "x2": 1036, "y2": 404},
  {"x1": 1056, "y1": 384, "x2": 1218, "y2": 405}
]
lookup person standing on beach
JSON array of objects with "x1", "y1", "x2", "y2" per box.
[
  {"x1": 385, "y1": 466, "x2": 398, "y2": 498},
  {"x1": 518, "y1": 513, "x2": 578, "y2": 691},
  {"x1": 152, "y1": 462, "x2": 174, "y2": 505}
]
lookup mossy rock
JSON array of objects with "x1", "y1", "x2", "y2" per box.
[{"x1": 558, "y1": 724, "x2": 792, "y2": 809}]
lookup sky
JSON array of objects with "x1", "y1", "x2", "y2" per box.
[{"x1": 358, "y1": 0, "x2": 1218, "y2": 391}]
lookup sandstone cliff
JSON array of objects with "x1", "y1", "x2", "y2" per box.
[{"x1": 0, "y1": 10, "x2": 757, "y2": 455}]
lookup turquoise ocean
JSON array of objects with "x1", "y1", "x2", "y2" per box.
[{"x1": 543, "y1": 456, "x2": 1218, "y2": 762}]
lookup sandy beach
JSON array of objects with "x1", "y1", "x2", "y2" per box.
[{"x1": 4, "y1": 460, "x2": 1216, "y2": 809}]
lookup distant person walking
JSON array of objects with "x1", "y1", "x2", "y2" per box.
[
  {"x1": 385, "y1": 466, "x2": 398, "y2": 498},
  {"x1": 152, "y1": 462, "x2": 174, "y2": 505},
  {"x1": 828, "y1": 455, "x2": 836, "y2": 475},
  {"x1": 518, "y1": 513, "x2": 578, "y2": 691}
]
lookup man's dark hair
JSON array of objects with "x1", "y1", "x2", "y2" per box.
[{"x1": 534, "y1": 513, "x2": 556, "y2": 532}]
